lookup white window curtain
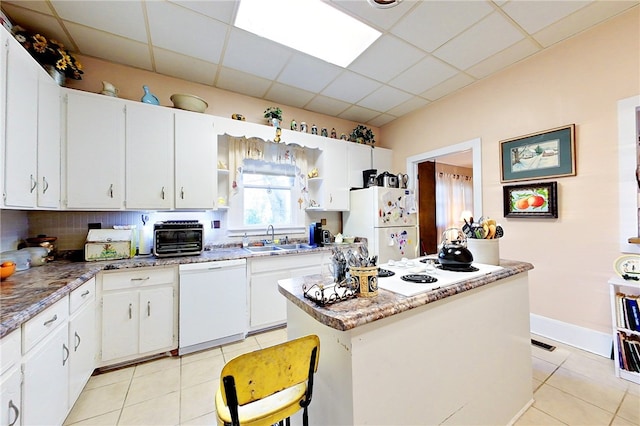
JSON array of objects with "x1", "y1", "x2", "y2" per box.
[{"x1": 435, "y1": 172, "x2": 473, "y2": 245}]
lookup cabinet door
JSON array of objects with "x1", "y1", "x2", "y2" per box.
[
  {"x1": 65, "y1": 91, "x2": 125, "y2": 209},
  {"x1": 0, "y1": 368, "x2": 21, "y2": 426},
  {"x1": 125, "y1": 103, "x2": 174, "y2": 209},
  {"x1": 139, "y1": 287, "x2": 174, "y2": 354},
  {"x1": 4, "y1": 33, "x2": 38, "y2": 208},
  {"x1": 322, "y1": 138, "x2": 349, "y2": 210},
  {"x1": 22, "y1": 323, "x2": 69, "y2": 426},
  {"x1": 101, "y1": 291, "x2": 138, "y2": 361},
  {"x1": 250, "y1": 269, "x2": 289, "y2": 330},
  {"x1": 37, "y1": 71, "x2": 61, "y2": 208},
  {"x1": 69, "y1": 300, "x2": 96, "y2": 403},
  {"x1": 347, "y1": 143, "x2": 372, "y2": 189},
  {"x1": 174, "y1": 112, "x2": 217, "y2": 209},
  {"x1": 372, "y1": 147, "x2": 393, "y2": 174}
]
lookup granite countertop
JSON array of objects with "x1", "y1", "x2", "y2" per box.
[
  {"x1": 0, "y1": 244, "x2": 341, "y2": 339},
  {"x1": 277, "y1": 259, "x2": 534, "y2": 331}
]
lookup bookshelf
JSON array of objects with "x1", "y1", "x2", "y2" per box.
[{"x1": 609, "y1": 275, "x2": 640, "y2": 384}]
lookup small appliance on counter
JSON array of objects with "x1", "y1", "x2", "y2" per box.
[
  {"x1": 84, "y1": 229, "x2": 135, "y2": 262},
  {"x1": 363, "y1": 169, "x2": 377, "y2": 188},
  {"x1": 309, "y1": 222, "x2": 325, "y2": 247},
  {"x1": 376, "y1": 171, "x2": 399, "y2": 188},
  {"x1": 153, "y1": 220, "x2": 204, "y2": 257}
]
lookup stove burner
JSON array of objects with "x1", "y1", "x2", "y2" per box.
[
  {"x1": 437, "y1": 265, "x2": 479, "y2": 272},
  {"x1": 401, "y1": 274, "x2": 438, "y2": 284},
  {"x1": 378, "y1": 268, "x2": 395, "y2": 278}
]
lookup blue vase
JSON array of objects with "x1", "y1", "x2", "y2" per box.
[{"x1": 141, "y1": 85, "x2": 159, "y2": 105}]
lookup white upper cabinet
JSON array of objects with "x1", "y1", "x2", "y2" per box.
[
  {"x1": 3, "y1": 28, "x2": 39, "y2": 208},
  {"x1": 64, "y1": 89, "x2": 125, "y2": 209},
  {"x1": 372, "y1": 147, "x2": 393, "y2": 173},
  {"x1": 37, "y1": 71, "x2": 62, "y2": 208},
  {"x1": 174, "y1": 111, "x2": 217, "y2": 209},
  {"x1": 347, "y1": 143, "x2": 372, "y2": 189},
  {"x1": 125, "y1": 102, "x2": 174, "y2": 210},
  {"x1": 319, "y1": 137, "x2": 349, "y2": 210}
]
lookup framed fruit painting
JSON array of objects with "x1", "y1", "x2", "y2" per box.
[{"x1": 503, "y1": 181, "x2": 558, "y2": 218}]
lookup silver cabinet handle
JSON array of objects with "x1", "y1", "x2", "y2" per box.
[
  {"x1": 42, "y1": 176, "x2": 49, "y2": 194},
  {"x1": 131, "y1": 277, "x2": 149, "y2": 282},
  {"x1": 74, "y1": 331, "x2": 81, "y2": 351},
  {"x1": 43, "y1": 314, "x2": 58, "y2": 326},
  {"x1": 62, "y1": 343, "x2": 69, "y2": 366},
  {"x1": 30, "y1": 174, "x2": 37, "y2": 193},
  {"x1": 180, "y1": 187, "x2": 185, "y2": 199},
  {"x1": 81, "y1": 290, "x2": 90, "y2": 297},
  {"x1": 161, "y1": 186, "x2": 165, "y2": 200},
  {"x1": 8, "y1": 399, "x2": 19, "y2": 426},
  {"x1": 147, "y1": 301, "x2": 151, "y2": 317},
  {"x1": 108, "y1": 183, "x2": 114, "y2": 198},
  {"x1": 128, "y1": 303, "x2": 132, "y2": 319}
]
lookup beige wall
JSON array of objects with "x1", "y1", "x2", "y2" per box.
[
  {"x1": 64, "y1": 56, "x2": 378, "y2": 143},
  {"x1": 381, "y1": 7, "x2": 640, "y2": 335}
]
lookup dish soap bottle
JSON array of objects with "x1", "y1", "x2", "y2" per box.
[{"x1": 242, "y1": 233, "x2": 249, "y2": 248}]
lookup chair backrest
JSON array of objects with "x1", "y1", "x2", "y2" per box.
[{"x1": 220, "y1": 334, "x2": 320, "y2": 406}]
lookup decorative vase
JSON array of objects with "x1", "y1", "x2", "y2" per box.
[
  {"x1": 141, "y1": 85, "x2": 160, "y2": 105},
  {"x1": 44, "y1": 64, "x2": 65, "y2": 86}
]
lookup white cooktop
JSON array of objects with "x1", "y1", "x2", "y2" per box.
[{"x1": 377, "y1": 257, "x2": 503, "y2": 297}]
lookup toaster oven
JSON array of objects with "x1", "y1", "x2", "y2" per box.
[{"x1": 153, "y1": 220, "x2": 204, "y2": 257}]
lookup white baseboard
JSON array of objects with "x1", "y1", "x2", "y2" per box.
[{"x1": 530, "y1": 314, "x2": 612, "y2": 358}]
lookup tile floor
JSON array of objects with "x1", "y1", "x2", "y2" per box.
[{"x1": 64, "y1": 330, "x2": 640, "y2": 426}]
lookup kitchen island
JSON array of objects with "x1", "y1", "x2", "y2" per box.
[{"x1": 278, "y1": 259, "x2": 534, "y2": 425}]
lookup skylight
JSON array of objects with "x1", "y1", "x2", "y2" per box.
[{"x1": 234, "y1": 0, "x2": 381, "y2": 68}]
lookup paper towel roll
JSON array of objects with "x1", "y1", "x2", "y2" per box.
[{"x1": 139, "y1": 227, "x2": 151, "y2": 255}]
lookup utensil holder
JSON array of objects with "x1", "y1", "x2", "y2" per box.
[
  {"x1": 466, "y1": 238, "x2": 500, "y2": 265},
  {"x1": 350, "y1": 266, "x2": 378, "y2": 297}
]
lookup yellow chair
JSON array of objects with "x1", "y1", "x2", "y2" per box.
[{"x1": 215, "y1": 334, "x2": 320, "y2": 426}]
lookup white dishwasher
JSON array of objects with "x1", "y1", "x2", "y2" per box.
[{"x1": 178, "y1": 258, "x2": 248, "y2": 355}]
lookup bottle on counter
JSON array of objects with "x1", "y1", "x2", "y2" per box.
[{"x1": 242, "y1": 233, "x2": 249, "y2": 248}]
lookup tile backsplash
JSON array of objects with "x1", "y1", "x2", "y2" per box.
[{"x1": 1, "y1": 209, "x2": 342, "y2": 253}]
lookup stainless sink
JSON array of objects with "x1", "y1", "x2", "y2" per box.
[
  {"x1": 276, "y1": 243, "x2": 314, "y2": 250},
  {"x1": 244, "y1": 246, "x2": 284, "y2": 253}
]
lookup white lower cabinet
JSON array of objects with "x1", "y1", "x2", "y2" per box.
[
  {"x1": 21, "y1": 297, "x2": 70, "y2": 426},
  {"x1": 0, "y1": 329, "x2": 21, "y2": 426},
  {"x1": 68, "y1": 278, "x2": 97, "y2": 403},
  {"x1": 99, "y1": 267, "x2": 177, "y2": 365},
  {"x1": 249, "y1": 252, "x2": 323, "y2": 332}
]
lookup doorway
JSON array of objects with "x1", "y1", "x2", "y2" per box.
[{"x1": 406, "y1": 138, "x2": 483, "y2": 255}]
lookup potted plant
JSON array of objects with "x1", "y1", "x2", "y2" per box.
[
  {"x1": 12, "y1": 26, "x2": 83, "y2": 83},
  {"x1": 264, "y1": 106, "x2": 283, "y2": 127},
  {"x1": 350, "y1": 124, "x2": 375, "y2": 146}
]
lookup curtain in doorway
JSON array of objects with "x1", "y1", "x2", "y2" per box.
[{"x1": 435, "y1": 172, "x2": 473, "y2": 245}]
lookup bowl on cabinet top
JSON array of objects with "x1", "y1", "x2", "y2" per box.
[{"x1": 170, "y1": 94, "x2": 208, "y2": 113}]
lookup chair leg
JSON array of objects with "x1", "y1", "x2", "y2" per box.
[
  {"x1": 303, "y1": 407, "x2": 308, "y2": 426},
  {"x1": 285, "y1": 418, "x2": 291, "y2": 426}
]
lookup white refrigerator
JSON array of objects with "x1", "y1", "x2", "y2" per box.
[{"x1": 343, "y1": 187, "x2": 418, "y2": 263}]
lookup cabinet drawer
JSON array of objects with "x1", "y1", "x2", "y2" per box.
[
  {"x1": 250, "y1": 253, "x2": 323, "y2": 273},
  {"x1": 70, "y1": 277, "x2": 96, "y2": 314},
  {"x1": 0, "y1": 329, "x2": 21, "y2": 374},
  {"x1": 23, "y1": 297, "x2": 69, "y2": 353},
  {"x1": 102, "y1": 266, "x2": 176, "y2": 291}
]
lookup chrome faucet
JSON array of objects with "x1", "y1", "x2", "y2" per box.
[{"x1": 266, "y1": 224, "x2": 275, "y2": 244}]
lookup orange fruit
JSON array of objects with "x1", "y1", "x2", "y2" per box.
[{"x1": 1, "y1": 261, "x2": 15, "y2": 267}]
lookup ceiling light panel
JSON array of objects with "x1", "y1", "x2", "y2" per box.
[{"x1": 235, "y1": 0, "x2": 381, "y2": 67}]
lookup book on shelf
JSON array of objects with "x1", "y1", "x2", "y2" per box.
[
  {"x1": 618, "y1": 332, "x2": 640, "y2": 373},
  {"x1": 626, "y1": 296, "x2": 640, "y2": 331},
  {"x1": 616, "y1": 292, "x2": 640, "y2": 331}
]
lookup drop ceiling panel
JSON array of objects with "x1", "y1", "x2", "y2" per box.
[
  {"x1": 338, "y1": 104, "x2": 381, "y2": 123},
  {"x1": 216, "y1": 67, "x2": 271, "y2": 99},
  {"x1": 501, "y1": 0, "x2": 591, "y2": 35},
  {"x1": 357, "y1": 85, "x2": 412, "y2": 112},
  {"x1": 146, "y1": 1, "x2": 227, "y2": 63},
  {"x1": 368, "y1": 113, "x2": 397, "y2": 128},
  {"x1": 466, "y1": 38, "x2": 539, "y2": 79},
  {"x1": 2, "y1": 4, "x2": 73, "y2": 48},
  {"x1": 422, "y1": 73, "x2": 476, "y2": 101},
  {"x1": 387, "y1": 96, "x2": 430, "y2": 117},
  {"x1": 168, "y1": 0, "x2": 237, "y2": 24},
  {"x1": 304, "y1": 95, "x2": 351, "y2": 117},
  {"x1": 389, "y1": 56, "x2": 458, "y2": 94},
  {"x1": 222, "y1": 28, "x2": 292, "y2": 80},
  {"x1": 433, "y1": 12, "x2": 525, "y2": 70},
  {"x1": 321, "y1": 71, "x2": 382, "y2": 104},
  {"x1": 4, "y1": 1, "x2": 52, "y2": 15},
  {"x1": 390, "y1": 0, "x2": 493, "y2": 52},
  {"x1": 265, "y1": 83, "x2": 316, "y2": 108},
  {"x1": 153, "y1": 47, "x2": 217, "y2": 86},
  {"x1": 51, "y1": 0, "x2": 148, "y2": 43},
  {"x1": 65, "y1": 23, "x2": 153, "y2": 70},
  {"x1": 348, "y1": 35, "x2": 425, "y2": 83},
  {"x1": 277, "y1": 53, "x2": 343, "y2": 93},
  {"x1": 329, "y1": 0, "x2": 413, "y2": 31}
]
